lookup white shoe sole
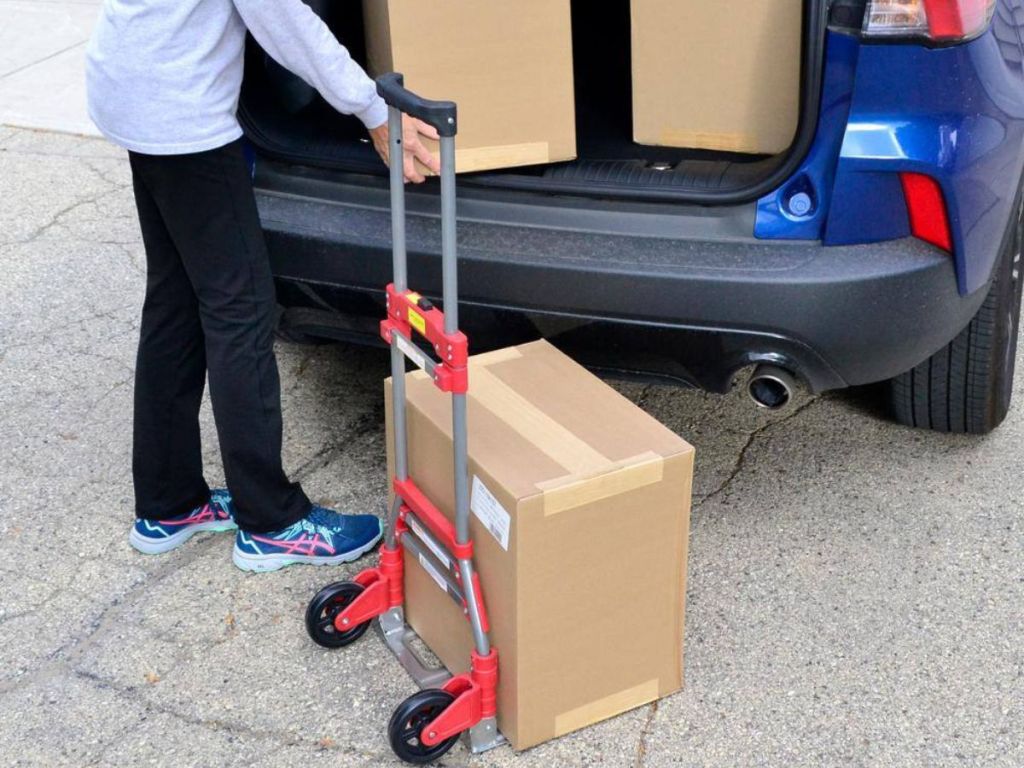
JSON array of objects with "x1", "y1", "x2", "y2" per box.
[
  {"x1": 231, "y1": 526, "x2": 383, "y2": 573},
  {"x1": 129, "y1": 520, "x2": 238, "y2": 555}
]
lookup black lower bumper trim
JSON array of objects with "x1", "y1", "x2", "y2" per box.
[{"x1": 258, "y1": 187, "x2": 987, "y2": 393}]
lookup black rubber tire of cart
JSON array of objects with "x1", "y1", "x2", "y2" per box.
[
  {"x1": 388, "y1": 689, "x2": 460, "y2": 764},
  {"x1": 305, "y1": 581, "x2": 370, "y2": 649},
  {"x1": 889, "y1": 195, "x2": 1024, "y2": 434}
]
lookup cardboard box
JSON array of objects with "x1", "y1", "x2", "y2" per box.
[
  {"x1": 362, "y1": 0, "x2": 577, "y2": 173},
  {"x1": 385, "y1": 340, "x2": 693, "y2": 750},
  {"x1": 631, "y1": 0, "x2": 803, "y2": 154}
]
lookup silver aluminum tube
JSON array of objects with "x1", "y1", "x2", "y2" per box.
[
  {"x1": 439, "y1": 136, "x2": 458, "y2": 333},
  {"x1": 389, "y1": 106, "x2": 406, "y2": 292}
]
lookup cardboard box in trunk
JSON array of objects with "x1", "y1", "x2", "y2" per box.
[
  {"x1": 385, "y1": 340, "x2": 693, "y2": 750},
  {"x1": 362, "y1": 0, "x2": 577, "y2": 174},
  {"x1": 631, "y1": 0, "x2": 803, "y2": 154}
]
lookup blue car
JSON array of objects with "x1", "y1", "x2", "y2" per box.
[{"x1": 240, "y1": 0, "x2": 1024, "y2": 434}]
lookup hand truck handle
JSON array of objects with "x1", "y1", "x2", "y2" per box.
[
  {"x1": 376, "y1": 73, "x2": 459, "y2": 335},
  {"x1": 376, "y1": 72, "x2": 457, "y2": 137}
]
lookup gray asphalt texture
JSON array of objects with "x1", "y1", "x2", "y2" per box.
[{"x1": 1, "y1": 127, "x2": 1022, "y2": 767}]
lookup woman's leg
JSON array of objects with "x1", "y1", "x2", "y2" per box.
[
  {"x1": 129, "y1": 155, "x2": 210, "y2": 520},
  {"x1": 127, "y1": 141, "x2": 311, "y2": 533}
]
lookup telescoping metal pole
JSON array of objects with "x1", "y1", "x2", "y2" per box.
[
  {"x1": 438, "y1": 135, "x2": 491, "y2": 659},
  {"x1": 387, "y1": 104, "x2": 408, "y2": 550}
]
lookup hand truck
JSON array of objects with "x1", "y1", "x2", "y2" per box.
[{"x1": 304, "y1": 74, "x2": 502, "y2": 764}]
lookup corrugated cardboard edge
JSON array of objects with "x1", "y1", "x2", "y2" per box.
[
  {"x1": 654, "y1": 128, "x2": 788, "y2": 155},
  {"x1": 670, "y1": 451, "x2": 694, "y2": 693},
  {"x1": 537, "y1": 450, "x2": 664, "y2": 516},
  {"x1": 415, "y1": 141, "x2": 562, "y2": 176},
  {"x1": 362, "y1": 0, "x2": 393, "y2": 75},
  {"x1": 553, "y1": 679, "x2": 660, "y2": 738}
]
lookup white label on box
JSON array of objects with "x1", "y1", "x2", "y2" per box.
[
  {"x1": 419, "y1": 553, "x2": 449, "y2": 593},
  {"x1": 396, "y1": 333, "x2": 429, "y2": 373},
  {"x1": 471, "y1": 475, "x2": 511, "y2": 551},
  {"x1": 408, "y1": 517, "x2": 450, "y2": 569}
]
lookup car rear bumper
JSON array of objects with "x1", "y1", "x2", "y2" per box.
[{"x1": 256, "y1": 168, "x2": 988, "y2": 394}]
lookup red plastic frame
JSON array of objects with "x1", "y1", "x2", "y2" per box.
[
  {"x1": 380, "y1": 284, "x2": 468, "y2": 393},
  {"x1": 333, "y1": 543, "x2": 404, "y2": 631},
  {"x1": 420, "y1": 650, "x2": 499, "y2": 746},
  {"x1": 394, "y1": 477, "x2": 473, "y2": 561}
]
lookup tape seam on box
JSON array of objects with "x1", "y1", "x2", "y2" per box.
[
  {"x1": 538, "y1": 451, "x2": 665, "y2": 516},
  {"x1": 656, "y1": 128, "x2": 780, "y2": 154},
  {"x1": 553, "y1": 678, "x2": 660, "y2": 738},
  {"x1": 471, "y1": 365, "x2": 610, "y2": 476}
]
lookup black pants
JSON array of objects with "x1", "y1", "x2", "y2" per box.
[{"x1": 129, "y1": 139, "x2": 310, "y2": 533}]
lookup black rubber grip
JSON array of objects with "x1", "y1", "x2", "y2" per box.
[{"x1": 376, "y1": 73, "x2": 457, "y2": 137}]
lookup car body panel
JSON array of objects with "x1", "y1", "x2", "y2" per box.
[{"x1": 253, "y1": 2, "x2": 1024, "y2": 395}]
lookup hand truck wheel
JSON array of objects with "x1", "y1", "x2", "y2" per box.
[
  {"x1": 304, "y1": 581, "x2": 370, "y2": 649},
  {"x1": 387, "y1": 689, "x2": 460, "y2": 764}
]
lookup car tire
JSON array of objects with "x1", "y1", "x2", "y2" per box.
[{"x1": 888, "y1": 197, "x2": 1024, "y2": 434}]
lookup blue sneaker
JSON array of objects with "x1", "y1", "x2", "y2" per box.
[
  {"x1": 232, "y1": 506, "x2": 383, "y2": 573},
  {"x1": 129, "y1": 489, "x2": 237, "y2": 555}
]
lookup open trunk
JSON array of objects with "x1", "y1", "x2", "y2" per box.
[{"x1": 239, "y1": 0, "x2": 825, "y2": 204}]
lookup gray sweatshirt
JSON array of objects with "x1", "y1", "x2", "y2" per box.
[{"x1": 86, "y1": 0, "x2": 387, "y2": 155}]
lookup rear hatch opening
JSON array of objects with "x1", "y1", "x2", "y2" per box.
[{"x1": 239, "y1": 0, "x2": 826, "y2": 205}]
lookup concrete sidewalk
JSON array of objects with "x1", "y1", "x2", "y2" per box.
[{"x1": 0, "y1": 0, "x2": 101, "y2": 136}]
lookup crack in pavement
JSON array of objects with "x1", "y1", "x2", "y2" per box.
[
  {"x1": 291, "y1": 409, "x2": 384, "y2": 483},
  {"x1": 696, "y1": 396, "x2": 822, "y2": 508},
  {"x1": 0, "y1": 535, "x2": 225, "y2": 698},
  {"x1": 2, "y1": 182, "x2": 131, "y2": 247},
  {"x1": 633, "y1": 700, "x2": 659, "y2": 768},
  {"x1": 71, "y1": 667, "x2": 391, "y2": 762}
]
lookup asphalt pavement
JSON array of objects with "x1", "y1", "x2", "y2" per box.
[{"x1": 1, "y1": 126, "x2": 1022, "y2": 767}]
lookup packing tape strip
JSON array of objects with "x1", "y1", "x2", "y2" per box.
[
  {"x1": 453, "y1": 142, "x2": 551, "y2": 173},
  {"x1": 538, "y1": 450, "x2": 664, "y2": 516},
  {"x1": 471, "y1": 365, "x2": 610, "y2": 477},
  {"x1": 419, "y1": 141, "x2": 552, "y2": 175},
  {"x1": 553, "y1": 678, "x2": 660, "y2": 738},
  {"x1": 656, "y1": 128, "x2": 781, "y2": 155}
]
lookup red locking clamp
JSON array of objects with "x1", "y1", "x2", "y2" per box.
[{"x1": 380, "y1": 284, "x2": 469, "y2": 394}]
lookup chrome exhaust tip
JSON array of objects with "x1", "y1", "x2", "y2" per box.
[{"x1": 747, "y1": 365, "x2": 797, "y2": 410}]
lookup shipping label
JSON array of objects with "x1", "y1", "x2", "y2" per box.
[{"x1": 471, "y1": 475, "x2": 511, "y2": 551}]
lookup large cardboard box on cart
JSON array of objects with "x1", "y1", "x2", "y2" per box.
[
  {"x1": 362, "y1": 0, "x2": 577, "y2": 173},
  {"x1": 385, "y1": 340, "x2": 693, "y2": 750},
  {"x1": 631, "y1": 0, "x2": 803, "y2": 154}
]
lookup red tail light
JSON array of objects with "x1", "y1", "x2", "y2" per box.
[
  {"x1": 864, "y1": 0, "x2": 996, "y2": 42},
  {"x1": 901, "y1": 172, "x2": 953, "y2": 252}
]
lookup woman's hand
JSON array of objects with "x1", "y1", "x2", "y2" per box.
[{"x1": 368, "y1": 115, "x2": 441, "y2": 183}]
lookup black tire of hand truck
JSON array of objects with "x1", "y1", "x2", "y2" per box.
[
  {"x1": 388, "y1": 689, "x2": 460, "y2": 764},
  {"x1": 888, "y1": 191, "x2": 1024, "y2": 434},
  {"x1": 305, "y1": 582, "x2": 370, "y2": 648}
]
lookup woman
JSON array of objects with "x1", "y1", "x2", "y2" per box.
[{"x1": 86, "y1": 0, "x2": 439, "y2": 572}]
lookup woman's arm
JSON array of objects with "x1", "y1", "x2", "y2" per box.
[
  {"x1": 233, "y1": 0, "x2": 386, "y2": 129},
  {"x1": 233, "y1": 0, "x2": 440, "y2": 181}
]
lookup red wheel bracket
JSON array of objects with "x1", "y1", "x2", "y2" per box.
[
  {"x1": 420, "y1": 650, "x2": 499, "y2": 746},
  {"x1": 334, "y1": 544, "x2": 404, "y2": 629}
]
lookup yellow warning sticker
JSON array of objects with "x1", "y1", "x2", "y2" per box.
[
  {"x1": 406, "y1": 291, "x2": 422, "y2": 303},
  {"x1": 408, "y1": 308, "x2": 426, "y2": 335}
]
